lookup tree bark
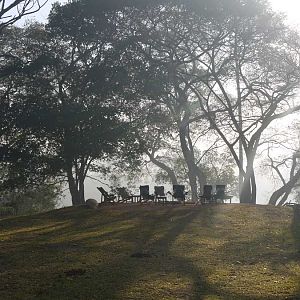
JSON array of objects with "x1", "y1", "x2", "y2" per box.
[
  {"x1": 66, "y1": 164, "x2": 86, "y2": 206},
  {"x1": 179, "y1": 124, "x2": 198, "y2": 201},
  {"x1": 269, "y1": 185, "x2": 292, "y2": 206},
  {"x1": 240, "y1": 177, "x2": 251, "y2": 203},
  {"x1": 269, "y1": 168, "x2": 300, "y2": 205},
  {"x1": 251, "y1": 170, "x2": 256, "y2": 204},
  {"x1": 195, "y1": 166, "x2": 206, "y2": 194},
  {"x1": 240, "y1": 166, "x2": 256, "y2": 204},
  {"x1": 186, "y1": 126, "x2": 207, "y2": 193}
]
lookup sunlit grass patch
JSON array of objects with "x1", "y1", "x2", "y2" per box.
[{"x1": 0, "y1": 204, "x2": 299, "y2": 299}]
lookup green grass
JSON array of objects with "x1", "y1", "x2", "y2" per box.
[{"x1": 0, "y1": 204, "x2": 299, "y2": 299}]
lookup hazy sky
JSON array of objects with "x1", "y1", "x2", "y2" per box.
[
  {"x1": 270, "y1": 0, "x2": 300, "y2": 26},
  {"x1": 26, "y1": 0, "x2": 300, "y2": 27}
]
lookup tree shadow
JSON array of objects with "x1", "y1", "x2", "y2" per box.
[
  {"x1": 22, "y1": 205, "x2": 294, "y2": 299},
  {"x1": 1, "y1": 205, "x2": 300, "y2": 299},
  {"x1": 68, "y1": 205, "x2": 287, "y2": 300},
  {"x1": 208, "y1": 205, "x2": 300, "y2": 300},
  {"x1": 77, "y1": 207, "x2": 211, "y2": 299},
  {"x1": 291, "y1": 206, "x2": 300, "y2": 298}
]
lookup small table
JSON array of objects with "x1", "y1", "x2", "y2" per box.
[{"x1": 214, "y1": 195, "x2": 233, "y2": 204}]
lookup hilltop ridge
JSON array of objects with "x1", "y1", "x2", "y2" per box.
[{"x1": 0, "y1": 204, "x2": 299, "y2": 299}]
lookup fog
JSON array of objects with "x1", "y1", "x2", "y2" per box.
[{"x1": 13, "y1": 0, "x2": 300, "y2": 207}]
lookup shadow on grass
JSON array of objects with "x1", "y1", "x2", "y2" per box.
[
  {"x1": 1, "y1": 205, "x2": 300, "y2": 299},
  {"x1": 1, "y1": 206, "x2": 210, "y2": 299},
  {"x1": 70, "y1": 207, "x2": 213, "y2": 300},
  {"x1": 204, "y1": 205, "x2": 300, "y2": 300},
  {"x1": 291, "y1": 206, "x2": 300, "y2": 299},
  {"x1": 57, "y1": 205, "x2": 287, "y2": 300}
]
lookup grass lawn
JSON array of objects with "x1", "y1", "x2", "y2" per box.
[{"x1": 0, "y1": 204, "x2": 299, "y2": 300}]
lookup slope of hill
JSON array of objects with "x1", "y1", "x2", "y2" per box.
[{"x1": 0, "y1": 204, "x2": 299, "y2": 300}]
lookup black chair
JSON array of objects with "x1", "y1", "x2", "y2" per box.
[
  {"x1": 214, "y1": 185, "x2": 233, "y2": 203},
  {"x1": 199, "y1": 185, "x2": 213, "y2": 204},
  {"x1": 116, "y1": 187, "x2": 134, "y2": 203},
  {"x1": 154, "y1": 186, "x2": 167, "y2": 204},
  {"x1": 139, "y1": 185, "x2": 155, "y2": 202},
  {"x1": 97, "y1": 187, "x2": 116, "y2": 203},
  {"x1": 170, "y1": 185, "x2": 187, "y2": 204}
]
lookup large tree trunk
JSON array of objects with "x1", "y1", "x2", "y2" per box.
[
  {"x1": 269, "y1": 169, "x2": 300, "y2": 205},
  {"x1": 66, "y1": 165, "x2": 86, "y2": 206},
  {"x1": 78, "y1": 179, "x2": 85, "y2": 204},
  {"x1": 187, "y1": 168, "x2": 198, "y2": 201},
  {"x1": 269, "y1": 156, "x2": 300, "y2": 206},
  {"x1": 278, "y1": 191, "x2": 292, "y2": 206},
  {"x1": 240, "y1": 167, "x2": 256, "y2": 204},
  {"x1": 195, "y1": 166, "x2": 206, "y2": 194},
  {"x1": 186, "y1": 126, "x2": 207, "y2": 193},
  {"x1": 250, "y1": 170, "x2": 256, "y2": 204},
  {"x1": 269, "y1": 185, "x2": 292, "y2": 206},
  {"x1": 240, "y1": 177, "x2": 251, "y2": 204},
  {"x1": 179, "y1": 125, "x2": 198, "y2": 201}
]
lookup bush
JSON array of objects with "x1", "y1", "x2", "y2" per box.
[
  {"x1": 0, "y1": 206, "x2": 16, "y2": 217},
  {"x1": 0, "y1": 183, "x2": 61, "y2": 215}
]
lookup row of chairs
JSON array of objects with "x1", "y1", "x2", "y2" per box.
[
  {"x1": 98, "y1": 184, "x2": 232, "y2": 205},
  {"x1": 198, "y1": 185, "x2": 233, "y2": 204},
  {"x1": 97, "y1": 185, "x2": 188, "y2": 204}
]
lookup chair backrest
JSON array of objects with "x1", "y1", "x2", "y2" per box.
[
  {"x1": 97, "y1": 187, "x2": 108, "y2": 196},
  {"x1": 140, "y1": 185, "x2": 150, "y2": 197},
  {"x1": 215, "y1": 185, "x2": 226, "y2": 197},
  {"x1": 203, "y1": 185, "x2": 213, "y2": 197},
  {"x1": 173, "y1": 185, "x2": 185, "y2": 199},
  {"x1": 154, "y1": 186, "x2": 165, "y2": 196},
  {"x1": 97, "y1": 187, "x2": 109, "y2": 199}
]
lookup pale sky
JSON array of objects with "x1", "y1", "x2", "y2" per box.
[
  {"x1": 24, "y1": 0, "x2": 300, "y2": 27},
  {"x1": 270, "y1": 0, "x2": 300, "y2": 26}
]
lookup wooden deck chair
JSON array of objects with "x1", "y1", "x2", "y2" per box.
[
  {"x1": 117, "y1": 187, "x2": 134, "y2": 203},
  {"x1": 214, "y1": 185, "x2": 233, "y2": 203},
  {"x1": 171, "y1": 185, "x2": 187, "y2": 204},
  {"x1": 198, "y1": 185, "x2": 213, "y2": 204},
  {"x1": 154, "y1": 186, "x2": 167, "y2": 204},
  {"x1": 139, "y1": 185, "x2": 155, "y2": 203},
  {"x1": 97, "y1": 187, "x2": 116, "y2": 203}
]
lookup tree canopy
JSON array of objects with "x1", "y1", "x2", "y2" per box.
[{"x1": 1, "y1": 0, "x2": 300, "y2": 205}]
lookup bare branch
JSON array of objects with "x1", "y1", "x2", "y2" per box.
[{"x1": 0, "y1": 0, "x2": 48, "y2": 32}]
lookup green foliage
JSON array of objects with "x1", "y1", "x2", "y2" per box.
[
  {"x1": 0, "y1": 19, "x2": 142, "y2": 204},
  {"x1": 0, "y1": 24, "x2": 61, "y2": 189},
  {"x1": 0, "y1": 206, "x2": 15, "y2": 217},
  {"x1": 1, "y1": 183, "x2": 60, "y2": 215},
  {"x1": 200, "y1": 151, "x2": 239, "y2": 195}
]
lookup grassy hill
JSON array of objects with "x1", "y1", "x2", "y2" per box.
[{"x1": 0, "y1": 204, "x2": 299, "y2": 300}]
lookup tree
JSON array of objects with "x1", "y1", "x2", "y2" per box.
[
  {"x1": 109, "y1": 1, "x2": 219, "y2": 200},
  {"x1": 3, "y1": 0, "x2": 299, "y2": 206},
  {"x1": 268, "y1": 153, "x2": 300, "y2": 206},
  {"x1": 0, "y1": 17, "x2": 139, "y2": 205},
  {"x1": 73, "y1": 0, "x2": 257, "y2": 201},
  {"x1": 261, "y1": 124, "x2": 300, "y2": 205},
  {"x1": 54, "y1": 0, "x2": 206, "y2": 199},
  {"x1": 1, "y1": 181, "x2": 60, "y2": 215},
  {"x1": 0, "y1": 25, "x2": 59, "y2": 190},
  {"x1": 177, "y1": 0, "x2": 300, "y2": 203}
]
